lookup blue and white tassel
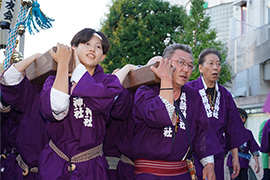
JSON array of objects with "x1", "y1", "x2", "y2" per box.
[{"x1": 25, "y1": 0, "x2": 55, "y2": 35}]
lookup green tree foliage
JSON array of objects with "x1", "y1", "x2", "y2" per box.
[
  {"x1": 176, "y1": 0, "x2": 232, "y2": 85},
  {"x1": 100, "y1": 0, "x2": 187, "y2": 73}
]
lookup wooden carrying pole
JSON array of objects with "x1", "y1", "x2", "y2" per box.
[
  {"x1": 122, "y1": 61, "x2": 160, "y2": 90},
  {"x1": 25, "y1": 47, "x2": 75, "y2": 85},
  {"x1": 25, "y1": 47, "x2": 160, "y2": 89}
]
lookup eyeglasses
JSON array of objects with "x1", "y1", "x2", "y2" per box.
[{"x1": 172, "y1": 59, "x2": 195, "y2": 71}]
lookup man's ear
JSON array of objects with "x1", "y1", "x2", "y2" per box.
[
  {"x1": 199, "y1": 64, "x2": 203, "y2": 74},
  {"x1": 100, "y1": 55, "x2": 106, "y2": 62}
]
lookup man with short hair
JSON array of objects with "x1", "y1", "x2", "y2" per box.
[
  {"x1": 187, "y1": 48, "x2": 249, "y2": 180},
  {"x1": 132, "y1": 44, "x2": 222, "y2": 180}
]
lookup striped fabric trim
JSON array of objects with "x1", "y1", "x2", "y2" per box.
[
  {"x1": 134, "y1": 159, "x2": 188, "y2": 177},
  {"x1": 49, "y1": 140, "x2": 103, "y2": 163},
  {"x1": 16, "y1": 155, "x2": 38, "y2": 175},
  {"x1": 120, "y1": 154, "x2": 135, "y2": 166}
]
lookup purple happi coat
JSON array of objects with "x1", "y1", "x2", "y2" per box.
[
  {"x1": 187, "y1": 76, "x2": 248, "y2": 180},
  {"x1": 1, "y1": 111, "x2": 9, "y2": 154},
  {"x1": 104, "y1": 88, "x2": 135, "y2": 180},
  {"x1": 132, "y1": 84, "x2": 222, "y2": 180},
  {"x1": 260, "y1": 119, "x2": 270, "y2": 153},
  {"x1": 1, "y1": 76, "x2": 49, "y2": 180},
  {"x1": 104, "y1": 118, "x2": 127, "y2": 180},
  {"x1": 117, "y1": 114, "x2": 136, "y2": 180},
  {"x1": 38, "y1": 65, "x2": 122, "y2": 180},
  {"x1": 263, "y1": 91, "x2": 270, "y2": 113},
  {"x1": 227, "y1": 129, "x2": 260, "y2": 169},
  {"x1": 1, "y1": 108, "x2": 21, "y2": 180},
  {"x1": 1, "y1": 110, "x2": 10, "y2": 155},
  {"x1": 110, "y1": 88, "x2": 135, "y2": 180}
]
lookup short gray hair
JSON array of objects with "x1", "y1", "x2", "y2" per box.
[{"x1": 162, "y1": 43, "x2": 194, "y2": 61}]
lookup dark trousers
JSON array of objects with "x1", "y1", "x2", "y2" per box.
[
  {"x1": 229, "y1": 167, "x2": 248, "y2": 180},
  {"x1": 262, "y1": 169, "x2": 270, "y2": 180}
]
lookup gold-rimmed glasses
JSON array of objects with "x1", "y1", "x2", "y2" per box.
[{"x1": 172, "y1": 58, "x2": 195, "y2": 71}]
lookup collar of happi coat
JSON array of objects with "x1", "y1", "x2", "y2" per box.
[
  {"x1": 163, "y1": 90, "x2": 187, "y2": 138},
  {"x1": 200, "y1": 76, "x2": 219, "y2": 91},
  {"x1": 198, "y1": 76, "x2": 220, "y2": 119},
  {"x1": 178, "y1": 90, "x2": 187, "y2": 119}
]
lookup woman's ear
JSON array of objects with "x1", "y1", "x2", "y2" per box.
[{"x1": 100, "y1": 55, "x2": 106, "y2": 62}]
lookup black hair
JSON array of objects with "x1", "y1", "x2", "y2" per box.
[
  {"x1": 198, "y1": 48, "x2": 221, "y2": 65},
  {"x1": 238, "y1": 108, "x2": 248, "y2": 120},
  {"x1": 70, "y1": 28, "x2": 110, "y2": 55}
]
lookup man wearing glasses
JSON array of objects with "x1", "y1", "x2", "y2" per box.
[{"x1": 131, "y1": 44, "x2": 222, "y2": 180}]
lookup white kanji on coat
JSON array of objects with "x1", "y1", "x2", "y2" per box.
[
  {"x1": 73, "y1": 98, "x2": 84, "y2": 119},
  {"x1": 73, "y1": 98, "x2": 93, "y2": 128},
  {"x1": 179, "y1": 121, "x2": 186, "y2": 130},
  {"x1": 84, "y1": 107, "x2": 93, "y2": 127},
  {"x1": 163, "y1": 127, "x2": 173, "y2": 137}
]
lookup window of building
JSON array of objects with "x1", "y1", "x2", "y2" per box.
[
  {"x1": 268, "y1": 4, "x2": 270, "y2": 24},
  {"x1": 241, "y1": 3, "x2": 247, "y2": 34}
]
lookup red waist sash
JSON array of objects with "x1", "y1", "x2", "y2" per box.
[{"x1": 134, "y1": 159, "x2": 188, "y2": 177}]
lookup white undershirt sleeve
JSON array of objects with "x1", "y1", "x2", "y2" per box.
[
  {"x1": 50, "y1": 63, "x2": 86, "y2": 120},
  {"x1": 3, "y1": 65, "x2": 24, "y2": 85},
  {"x1": 70, "y1": 63, "x2": 87, "y2": 83},
  {"x1": 50, "y1": 87, "x2": 70, "y2": 120},
  {"x1": 200, "y1": 155, "x2": 214, "y2": 167}
]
